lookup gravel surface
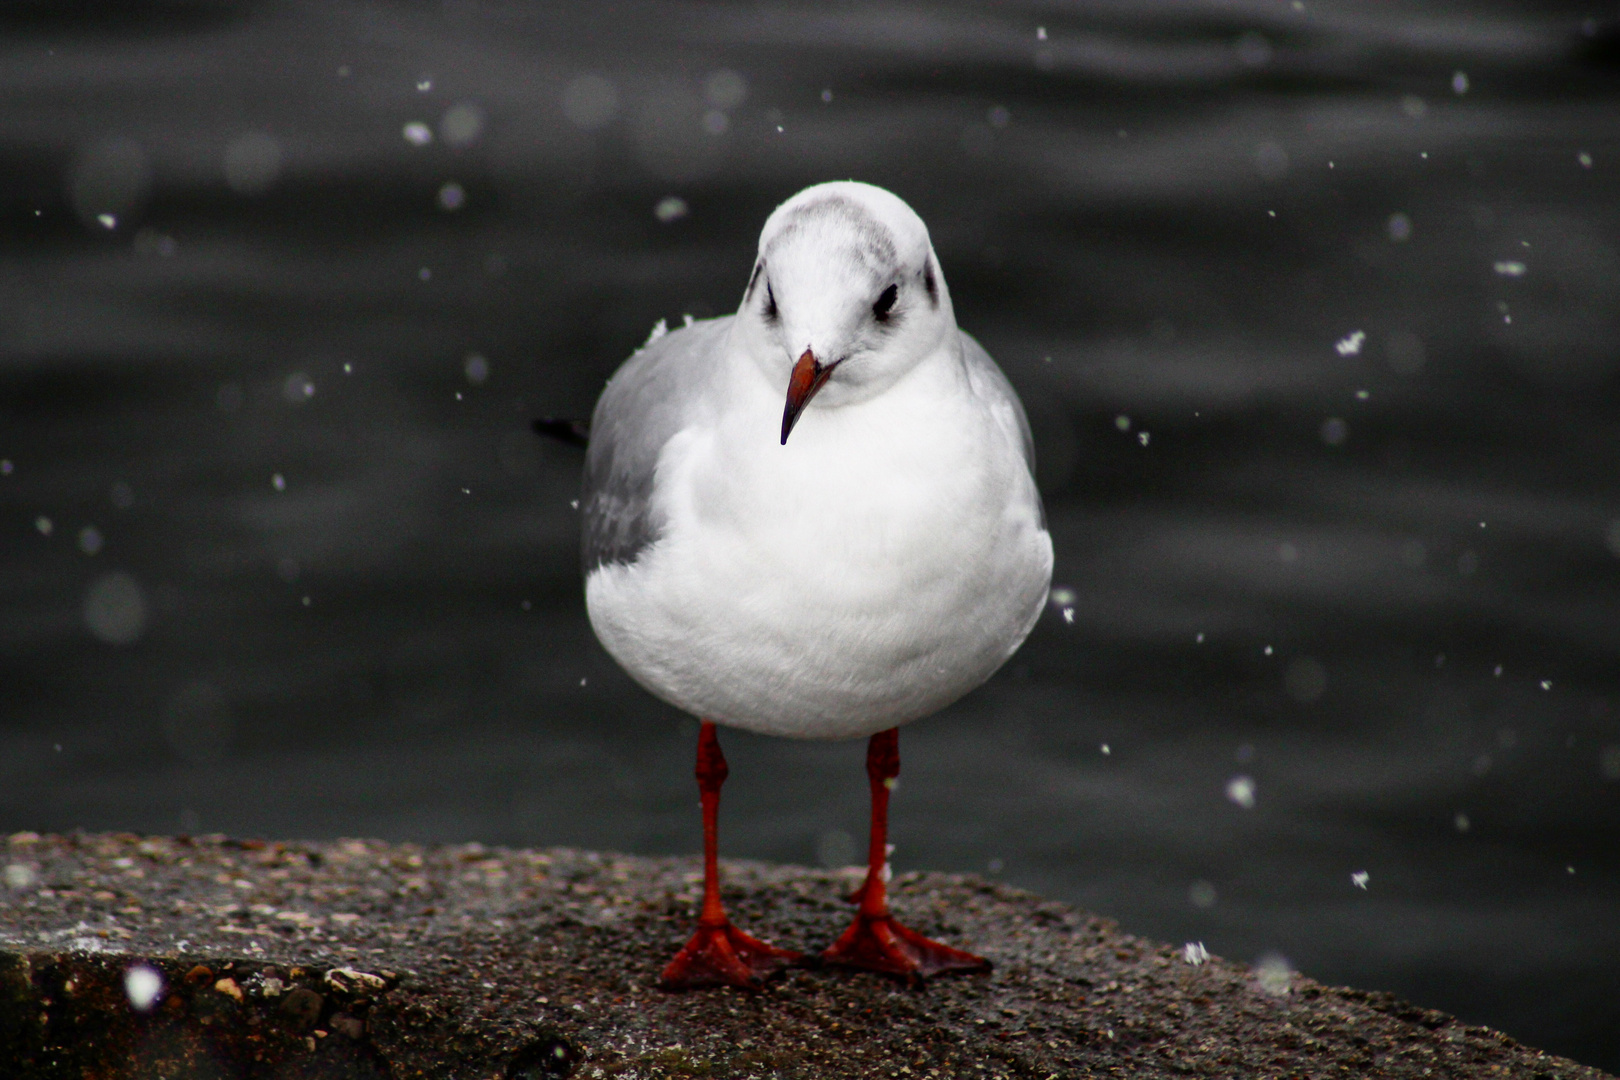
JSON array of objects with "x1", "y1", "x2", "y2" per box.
[{"x1": 1, "y1": 832, "x2": 1609, "y2": 1079}]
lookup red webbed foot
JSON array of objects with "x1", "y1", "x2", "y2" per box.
[
  {"x1": 823, "y1": 909, "x2": 990, "y2": 983},
  {"x1": 660, "y1": 919, "x2": 800, "y2": 990}
]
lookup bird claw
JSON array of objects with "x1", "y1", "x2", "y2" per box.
[
  {"x1": 659, "y1": 920, "x2": 800, "y2": 990},
  {"x1": 823, "y1": 911, "x2": 990, "y2": 982}
]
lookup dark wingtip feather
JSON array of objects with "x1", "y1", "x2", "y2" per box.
[{"x1": 533, "y1": 417, "x2": 591, "y2": 448}]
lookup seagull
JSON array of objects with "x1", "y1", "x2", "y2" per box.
[{"x1": 578, "y1": 181, "x2": 1053, "y2": 988}]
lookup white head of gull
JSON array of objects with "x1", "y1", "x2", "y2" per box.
[{"x1": 577, "y1": 180, "x2": 1053, "y2": 988}]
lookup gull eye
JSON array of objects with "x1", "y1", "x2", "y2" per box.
[
  {"x1": 872, "y1": 283, "x2": 898, "y2": 322},
  {"x1": 764, "y1": 282, "x2": 779, "y2": 322}
]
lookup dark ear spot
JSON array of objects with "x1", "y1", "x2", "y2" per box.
[
  {"x1": 744, "y1": 260, "x2": 762, "y2": 301},
  {"x1": 923, "y1": 259, "x2": 938, "y2": 308},
  {"x1": 764, "y1": 281, "x2": 779, "y2": 322}
]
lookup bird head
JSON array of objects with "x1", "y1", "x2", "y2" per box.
[{"x1": 733, "y1": 181, "x2": 955, "y2": 444}]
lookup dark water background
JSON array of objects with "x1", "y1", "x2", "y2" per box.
[{"x1": 3, "y1": 0, "x2": 1619, "y2": 1068}]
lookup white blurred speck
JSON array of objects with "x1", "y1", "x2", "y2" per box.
[
  {"x1": 1183, "y1": 941, "x2": 1209, "y2": 965},
  {"x1": 1455, "y1": 811, "x2": 1471, "y2": 832},
  {"x1": 1335, "y1": 330, "x2": 1365, "y2": 356},
  {"x1": 1114, "y1": 414, "x2": 1131, "y2": 431},
  {"x1": 654, "y1": 196, "x2": 688, "y2": 223},
  {"x1": 4, "y1": 863, "x2": 37, "y2": 889},
  {"x1": 987, "y1": 857, "x2": 1004, "y2": 874},
  {"x1": 1355, "y1": 389, "x2": 1370, "y2": 400},
  {"x1": 1578, "y1": 152, "x2": 1593, "y2": 169},
  {"x1": 440, "y1": 102, "x2": 485, "y2": 147},
  {"x1": 1387, "y1": 213, "x2": 1412, "y2": 242},
  {"x1": 820, "y1": 89, "x2": 833, "y2": 103},
  {"x1": 1255, "y1": 953, "x2": 1293, "y2": 996},
  {"x1": 438, "y1": 182, "x2": 465, "y2": 211},
  {"x1": 272, "y1": 473, "x2": 286, "y2": 491},
  {"x1": 71, "y1": 136, "x2": 151, "y2": 229},
  {"x1": 1100, "y1": 743, "x2": 1110, "y2": 756},
  {"x1": 1351, "y1": 870, "x2": 1369, "y2": 890},
  {"x1": 1189, "y1": 880, "x2": 1217, "y2": 908},
  {"x1": 702, "y1": 110, "x2": 729, "y2": 136},
  {"x1": 464, "y1": 353, "x2": 490, "y2": 385},
  {"x1": 1049, "y1": 587, "x2": 1076, "y2": 606},
  {"x1": 1061, "y1": 607, "x2": 1074, "y2": 624},
  {"x1": 562, "y1": 74, "x2": 619, "y2": 130},
  {"x1": 282, "y1": 372, "x2": 315, "y2": 404},
  {"x1": 35, "y1": 516, "x2": 53, "y2": 536},
  {"x1": 1400, "y1": 95, "x2": 1427, "y2": 119},
  {"x1": 703, "y1": 69, "x2": 747, "y2": 111},
  {"x1": 1540, "y1": 679, "x2": 1552, "y2": 691},
  {"x1": 1263, "y1": 645, "x2": 1273, "y2": 656},
  {"x1": 418, "y1": 267, "x2": 431, "y2": 281},
  {"x1": 1195, "y1": 632, "x2": 1205, "y2": 643},
  {"x1": 78, "y1": 526, "x2": 103, "y2": 556},
  {"x1": 1036, "y1": 26, "x2": 1047, "y2": 41},
  {"x1": 84, "y1": 571, "x2": 146, "y2": 645},
  {"x1": 1138, "y1": 431, "x2": 1150, "y2": 446},
  {"x1": 1253, "y1": 141, "x2": 1289, "y2": 181},
  {"x1": 223, "y1": 132, "x2": 283, "y2": 197},
  {"x1": 417, "y1": 78, "x2": 432, "y2": 92},
  {"x1": 1225, "y1": 776, "x2": 1256, "y2": 809},
  {"x1": 1494, "y1": 260, "x2": 1526, "y2": 277},
  {"x1": 125, "y1": 965, "x2": 164, "y2": 1011},
  {"x1": 1452, "y1": 71, "x2": 1469, "y2": 94},
  {"x1": 403, "y1": 122, "x2": 433, "y2": 146},
  {"x1": 1235, "y1": 31, "x2": 1272, "y2": 67}
]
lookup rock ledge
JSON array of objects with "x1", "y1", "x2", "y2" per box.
[{"x1": 1, "y1": 832, "x2": 1608, "y2": 1079}]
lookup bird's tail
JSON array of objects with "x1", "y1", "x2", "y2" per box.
[{"x1": 532, "y1": 417, "x2": 590, "y2": 448}]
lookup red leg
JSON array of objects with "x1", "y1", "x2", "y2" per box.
[
  {"x1": 823, "y1": 728, "x2": 991, "y2": 982},
  {"x1": 660, "y1": 721, "x2": 800, "y2": 990}
]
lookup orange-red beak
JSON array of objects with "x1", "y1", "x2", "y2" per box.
[{"x1": 781, "y1": 348, "x2": 836, "y2": 444}]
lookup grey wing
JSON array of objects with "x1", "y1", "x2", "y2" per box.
[
  {"x1": 959, "y1": 329, "x2": 1045, "y2": 530},
  {"x1": 959, "y1": 330, "x2": 1037, "y2": 473},
  {"x1": 581, "y1": 317, "x2": 732, "y2": 573}
]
